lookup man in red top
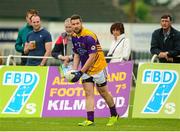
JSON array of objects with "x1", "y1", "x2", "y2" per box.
[{"x1": 52, "y1": 18, "x2": 73, "y2": 66}]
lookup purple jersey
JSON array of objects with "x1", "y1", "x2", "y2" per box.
[{"x1": 72, "y1": 28, "x2": 107, "y2": 75}]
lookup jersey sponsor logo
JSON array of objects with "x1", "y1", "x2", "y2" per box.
[
  {"x1": 91, "y1": 45, "x2": 96, "y2": 50},
  {"x1": 2, "y1": 72, "x2": 39, "y2": 114},
  {"x1": 74, "y1": 42, "x2": 81, "y2": 47},
  {"x1": 76, "y1": 48, "x2": 87, "y2": 55},
  {"x1": 142, "y1": 70, "x2": 178, "y2": 114},
  {"x1": 80, "y1": 43, "x2": 85, "y2": 48}
]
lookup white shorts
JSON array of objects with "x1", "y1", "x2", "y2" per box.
[{"x1": 81, "y1": 68, "x2": 108, "y2": 85}]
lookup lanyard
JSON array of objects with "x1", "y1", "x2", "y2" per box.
[{"x1": 109, "y1": 38, "x2": 125, "y2": 56}]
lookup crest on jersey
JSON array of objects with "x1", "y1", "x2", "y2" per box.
[{"x1": 91, "y1": 45, "x2": 96, "y2": 50}]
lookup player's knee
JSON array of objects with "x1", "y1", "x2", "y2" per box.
[{"x1": 96, "y1": 81, "x2": 107, "y2": 87}]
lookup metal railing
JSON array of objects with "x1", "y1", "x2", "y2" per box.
[
  {"x1": 151, "y1": 54, "x2": 159, "y2": 63},
  {"x1": 1, "y1": 54, "x2": 137, "y2": 83},
  {"x1": 5, "y1": 55, "x2": 53, "y2": 66},
  {"x1": 1, "y1": 55, "x2": 127, "y2": 66}
]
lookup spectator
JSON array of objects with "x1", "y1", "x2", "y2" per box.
[
  {"x1": 52, "y1": 18, "x2": 73, "y2": 66},
  {"x1": 107, "y1": 22, "x2": 131, "y2": 63},
  {"x1": 24, "y1": 15, "x2": 52, "y2": 66},
  {"x1": 70, "y1": 14, "x2": 119, "y2": 126},
  {"x1": 15, "y1": 9, "x2": 38, "y2": 65},
  {"x1": 150, "y1": 14, "x2": 180, "y2": 63}
]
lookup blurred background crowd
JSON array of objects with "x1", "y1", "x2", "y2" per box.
[{"x1": 0, "y1": 0, "x2": 180, "y2": 70}]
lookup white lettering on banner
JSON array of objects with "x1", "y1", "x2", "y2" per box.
[
  {"x1": 59, "y1": 100, "x2": 64, "y2": 110},
  {"x1": 25, "y1": 103, "x2": 36, "y2": 114},
  {"x1": 3, "y1": 72, "x2": 33, "y2": 85},
  {"x1": 96, "y1": 99, "x2": 105, "y2": 109},
  {"x1": 73, "y1": 100, "x2": 85, "y2": 110},
  {"x1": 64, "y1": 100, "x2": 72, "y2": 110},
  {"x1": 96, "y1": 97, "x2": 125, "y2": 109},
  {"x1": 48, "y1": 99, "x2": 85, "y2": 111},
  {"x1": 142, "y1": 70, "x2": 174, "y2": 84},
  {"x1": 116, "y1": 97, "x2": 125, "y2": 107},
  {"x1": 47, "y1": 97, "x2": 125, "y2": 111},
  {"x1": 142, "y1": 70, "x2": 178, "y2": 114},
  {"x1": 48, "y1": 100, "x2": 59, "y2": 110},
  {"x1": 2, "y1": 71, "x2": 39, "y2": 114},
  {"x1": 164, "y1": 103, "x2": 176, "y2": 114}
]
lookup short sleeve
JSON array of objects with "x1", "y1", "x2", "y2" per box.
[
  {"x1": 86, "y1": 36, "x2": 97, "y2": 54},
  {"x1": 44, "y1": 31, "x2": 52, "y2": 43}
]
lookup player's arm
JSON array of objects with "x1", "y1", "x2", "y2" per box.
[
  {"x1": 80, "y1": 35, "x2": 97, "y2": 72},
  {"x1": 80, "y1": 53, "x2": 96, "y2": 73},
  {"x1": 71, "y1": 53, "x2": 96, "y2": 82},
  {"x1": 40, "y1": 42, "x2": 52, "y2": 66},
  {"x1": 72, "y1": 53, "x2": 80, "y2": 70}
]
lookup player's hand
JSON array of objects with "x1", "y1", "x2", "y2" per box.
[{"x1": 71, "y1": 70, "x2": 83, "y2": 82}]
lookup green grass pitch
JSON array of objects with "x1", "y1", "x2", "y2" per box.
[{"x1": 0, "y1": 117, "x2": 180, "y2": 131}]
